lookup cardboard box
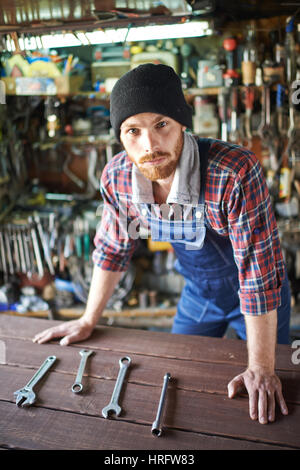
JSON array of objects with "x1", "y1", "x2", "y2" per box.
[
  {"x1": 55, "y1": 75, "x2": 84, "y2": 94},
  {"x1": 1, "y1": 75, "x2": 84, "y2": 95}
]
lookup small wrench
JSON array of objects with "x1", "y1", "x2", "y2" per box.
[
  {"x1": 102, "y1": 356, "x2": 131, "y2": 418},
  {"x1": 152, "y1": 373, "x2": 171, "y2": 437},
  {"x1": 14, "y1": 355, "x2": 56, "y2": 407},
  {"x1": 72, "y1": 349, "x2": 94, "y2": 393}
]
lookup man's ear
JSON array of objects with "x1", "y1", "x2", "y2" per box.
[{"x1": 182, "y1": 126, "x2": 187, "y2": 132}]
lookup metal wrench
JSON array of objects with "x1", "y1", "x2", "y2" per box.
[
  {"x1": 72, "y1": 349, "x2": 94, "y2": 393},
  {"x1": 28, "y1": 216, "x2": 44, "y2": 279},
  {"x1": 151, "y1": 373, "x2": 171, "y2": 437},
  {"x1": 34, "y1": 215, "x2": 55, "y2": 275},
  {"x1": 0, "y1": 230, "x2": 8, "y2": 282},
  {"x1": 14, "y1": 355, "x2": 56, "y2": 407},
  {"x1": 3, "y1": 229, "x2": 14, "y2": 276},
  {"x1": 102, "y1": 356, "x2": 131, "y2": 418},
  {"x1": 16, "y1": 226, "x2": 27, "y2": 274}
]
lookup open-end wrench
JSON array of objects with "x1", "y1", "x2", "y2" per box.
[
  {"x1": 151, "y1": 373, "x2": 171, "y2": 437},
  {"x1": 0, "y1": 230, "x2": 8, "y2": 282},
  {"x1": 28, "y1": 216, "x2": 44, "y2": 279},
  {"x1": 3, "y1": 229, "x2": 14, "y2": 276},
  {"x1": 72, "y1": 349, "x2": 94, "y2": 393},
  {"x1": 16, "y1": 226, "x2": 27, "y2": 274},
  {"x1": 10, "y1": 226, "x2": 21, "y2": 273},
  {"x1": 22, "y1": 226, "x2": 33, "y2": 278},
  {"x1": 34, "y1": 215, "x2": 55, "y2": 275},
  {"x1": 14, "y1": 355, "x2": 56, "y2": 407},
  {"x1": 102, "y1": 356, "x2": 131, "y2": 418}
]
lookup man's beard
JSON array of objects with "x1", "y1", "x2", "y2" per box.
[{"x1": 128, "y1": 132, "x2": 184, "y2": 181}]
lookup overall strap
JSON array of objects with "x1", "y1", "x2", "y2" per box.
[{"x1": 197, "y1": 137, "x2": 212, "y2": 204}]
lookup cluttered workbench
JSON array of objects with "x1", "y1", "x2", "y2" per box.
[{"x1": 0, "y1": 314, "x2": 299, "y2": 451}]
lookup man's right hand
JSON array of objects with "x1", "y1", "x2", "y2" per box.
[{"x1": 32, "y1": 317, "x2": 95, "y2": 346}]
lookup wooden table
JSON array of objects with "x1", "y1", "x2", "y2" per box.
[{"x1": 0, "y1": 314, "x2": 299, "y2": 451}]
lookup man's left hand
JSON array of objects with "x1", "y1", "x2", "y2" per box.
[{"x1": 227, "y1": 367, "x2": 289, "y2": 424}]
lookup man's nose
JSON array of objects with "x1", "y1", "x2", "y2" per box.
[{"x1": 142, "y1": 131, "x2": 158, "y2": 153}]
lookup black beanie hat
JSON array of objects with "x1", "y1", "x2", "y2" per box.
[{"x1": 110, "y1": 63, "x2": 193, "y2": 141}]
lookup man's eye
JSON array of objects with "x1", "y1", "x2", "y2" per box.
[
  {"x1": 128, "y1": 128, "x2": 138, "y2": 134},
  {"x1": 156, "y1": 121, "x2": 167, "y2": 129}
]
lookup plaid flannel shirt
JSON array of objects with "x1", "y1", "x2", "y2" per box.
[{"x1": 93, "y1": 137, "x2": 285, "y2": 316}]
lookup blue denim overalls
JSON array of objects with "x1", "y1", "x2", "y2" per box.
[{"x1": 145, "y1": 138, "x2": 291, "y2": 344}]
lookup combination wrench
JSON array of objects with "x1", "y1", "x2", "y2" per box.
[
  {"x1": 72, "y1": 349, "x2": 94, "y2": 393},
  {"x1": 102, "y1": 356, "x2": 131, "y2": 418}
]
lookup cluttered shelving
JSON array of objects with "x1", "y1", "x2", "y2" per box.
[{"x1": 0, "y1": 11, "x2": 300, "y2": 336}]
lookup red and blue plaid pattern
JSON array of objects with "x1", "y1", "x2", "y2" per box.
[{"x1": 93, "y1": 138, "x2": 285, "y2": 316}]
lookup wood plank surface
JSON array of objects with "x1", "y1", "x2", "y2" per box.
[
  {"x1": 0, "y1": 402, "x2": 289, "y2": 451},
  {"x1": 2, "y1": 337, "x2": 300, "y2": 404},
  {"x1": 0, "y1": 314, "x2": 300, "y2": 450},
  {"x1": 0, "y1": 315, "x2": 298, "y2": 371},
  {"x1": 1, "y1": 363, "x2": 300, "y2": 448}
]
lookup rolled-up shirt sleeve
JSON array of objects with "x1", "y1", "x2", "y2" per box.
[
  {"x1": 226, "y1": 152, "x2": 285, "y2": 315},
  {"x1": 92, "y1": 166, "x2": 138, "y2": 272}
]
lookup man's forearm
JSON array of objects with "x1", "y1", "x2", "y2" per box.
[
  {"x1": 83, "y1": 264, "x2": 123, "y2": 327},
  {"x1": 228, "y1": 309, "x2": 288, "y2": 423},
  {"x1": 244, "y1": 309, "x2": 277, "y2": 372}
]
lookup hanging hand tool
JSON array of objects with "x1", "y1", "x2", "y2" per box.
[
  {"x1": 151, "y1": 373, "x2": 171, "y2": 437},
  {"x1": 16, "y1": 226, "x2": 27, "y2": 274},
  {"x1": 72, "y1": 349, "x2": 94, "y2": 394},
  {"x1": 74, "y1": 218, "x2": 82, "y2": 259},
  {"x1": 275, "y1": 84, "x2": 288, "y2": 171},
  {"x1": 229, "y1": 86, "x2": 240, "y2": 143},
  {"x1": 14, "y1": 355, "x2": 56, "y2": 407},
  {"x1": 28, "y1": 216, "x2": 44, "y2": 279},
  {"x1": 243, "y1": 86, "x2": 255, "y2": 145},
  {"x1": 286, "y1": 90, "x2": 299, "y2": 168},
  {"x1": 22, "y1": 226, "x2": 33, "y2": 278},
  {"x1": 258, "y1": 84, "x2": 278, "y2": 172},
  {"x1": 102, "y1": 357, "x2": 131, "y2": 418},
  {"x1": 218, "y1": 87, "x2": 230, "y2": 141},
  {"x1": 0, "y1": 230, "x2": 8, "y2": 282},
  {"x1": 83, "y1": 219, "x2": 90, "y2": 262},
  {"x1": 276, "y1": 84, "x2": 287, "y2": 138},
  {"x1": 49, "y1": 213, "x2": 58, "y2": 251},
  {"x1": 34, "y1": 215, "x2": 55, "y2": 276},
  {"x1": 10, "y1": 225, "x2": 21, "y2": 273},
  {"x1": 3, "y1": 229, "x2": 14, "y2": 276}
]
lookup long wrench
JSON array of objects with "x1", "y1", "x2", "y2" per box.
[
  {"x1": 22, "y1": 226, "x2": 33, "y2": 277},
  {"x1": 72, "y1": 349, "x2": 94, "y2": 393},
  {"x1": 151, "y1": 373, "x2": 171, "y2": 437},
  {"x1": 34, "y1": 215, "x2": 55, "y2": 275},
  {"x1": 10, "y1": 226, "x2": 21, "y2": 273},
  {"x1": 28, "y1": 216, "x2": 44, "y2": 278},
  {"x1": 16, "y1": 226, "x2": 27, "y2": 274},
  {"x1": 102, "y1": 356, "x2": 131, "y2": 418},
  {"x1": 14, "y1": 355, "x2": 56, "y2": 407},
  {"x1": 0, "y1": 230, "x2": 8, "y2": 282},
  {"x1": 3, "y1": 229, "x2": 14, "y2": 275}
]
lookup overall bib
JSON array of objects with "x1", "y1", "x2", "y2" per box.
[{"x1": 145, "y1": 138, "x2": 291, "y2": 344}]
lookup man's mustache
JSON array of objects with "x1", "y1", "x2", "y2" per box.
[{"x1": 139, "y1": 151, "x2": 170, "y2": 163}]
